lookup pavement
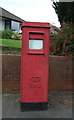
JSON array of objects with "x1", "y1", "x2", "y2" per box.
[{"x1": 2, "y1": 91, "x2": 73, "y2": 118}]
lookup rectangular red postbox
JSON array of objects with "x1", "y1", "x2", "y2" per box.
[{"x1": 20, "y1": 22, "x2": 50, "y2": 111}]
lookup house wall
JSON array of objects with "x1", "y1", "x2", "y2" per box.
[
  {"x1": 0, "y1": 18, "x2": 21, "y2": 32},
  {"x1": 0, "y1": 18, "x2": 5, "y2": 30}
]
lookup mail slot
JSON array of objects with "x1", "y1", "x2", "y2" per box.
[{"x1": 20, "y1": 22, "x2": 50, "y2": 111}]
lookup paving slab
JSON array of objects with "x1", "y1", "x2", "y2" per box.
[{"x1": 2, "y1": 91, "x2": 73, "y2": 118}]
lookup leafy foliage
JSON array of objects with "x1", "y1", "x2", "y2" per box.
[
  {"x1": 50, "y1": 23, "x2": 73, "y2": 56},
  {"x1": 0, "y1": 31, "x2": 2, "y2": 38},
  {"x1": 1, "y1": 29, "x2": 13, "y2": 39},
  {"x1": 11, "y1": 33, "x2": 22, "y2": 40},
  {"x1": 52, "y1": 2, "x2": 74, "y2": 24}
]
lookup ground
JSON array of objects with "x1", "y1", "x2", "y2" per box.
[{"x1": 2, "y1": 91, "x2": 73, "y2": 118}]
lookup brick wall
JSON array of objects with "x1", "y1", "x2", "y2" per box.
[
  {"x1": 49, "y1": 56, "x2": 72, "y2": 91},
  {"x1": 2, "y1": 55, "x2": 21, "y2": 94},
  {"x1": 2, "y1": 55, "x2": 73, "y2": 94}
]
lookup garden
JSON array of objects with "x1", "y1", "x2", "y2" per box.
[
  {"x1": 0, "y1": 30, "x2": 22, "y2": 54},
  {"x1": 0, "y1": 22, "x2": 73, "y2": 56},
  {"x1": 50, "y1": 22, "x2": 73, "y2": 56}
]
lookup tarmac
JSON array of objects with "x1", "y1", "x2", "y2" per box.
[{"x1": 2, "y1": 91, "x2": 73, "y2": 119}]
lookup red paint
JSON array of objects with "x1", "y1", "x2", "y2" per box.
[{"x1": 20, "y1": 22, "x2": 50, "y2": 103}]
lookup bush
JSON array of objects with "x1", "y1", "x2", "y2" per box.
[
  {"x1": 50, "y1": 23, "x2": 73, "y2": 56},
  {"x1": 1, "y1": 29, "x2": 13, "y2": 39},
  {"x1": 11, "y1": 33, "x2": 22, "y2": 40},
  {"x1": 0, "y1": 31, "x2": 2, "y2": 38}
]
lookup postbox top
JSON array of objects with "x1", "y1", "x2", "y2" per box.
[{"x1": 22, "y1": 22, "x2": 50, "y2": 28}]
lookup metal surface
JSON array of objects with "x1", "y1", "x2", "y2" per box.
[{"x1": 20, "y1": 22, "x2": 50, "y2": 104}]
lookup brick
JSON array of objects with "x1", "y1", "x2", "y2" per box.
[{"x1": 2, "y1": 55, "x2": 73, "y2": 94}]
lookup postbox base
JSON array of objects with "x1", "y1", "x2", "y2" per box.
[{"x1": 20, "y1": 102, "x2": 48, "y2": 111}]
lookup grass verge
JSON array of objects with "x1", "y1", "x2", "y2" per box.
[{"x1": 0, "y1": 39, "x2": 22, "y2": 48}]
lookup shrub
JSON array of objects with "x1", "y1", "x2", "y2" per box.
[
  {"x1": 1, "y1": 29, "x2": 13, "y2": 39},
  {"x1": 50, "y1": 23, "x2": 73, "y2": 56},
  {"x1": 0, "y1": 31, "x2": 2, "y2": 38},
  {"x1": 11, "y1": 33, "x2": 22, "y2": 40}
]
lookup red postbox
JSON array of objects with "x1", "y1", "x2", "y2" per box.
[{"x1": 20, "y1": 22, "x2": 50, "y2": 111}]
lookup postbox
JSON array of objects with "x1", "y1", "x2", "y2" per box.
[{"x1": 20, "y1": 22, "x2": 50, "y2": 111}]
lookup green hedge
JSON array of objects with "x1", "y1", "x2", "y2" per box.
[
  {"x1": 1, "y1": 30, "x2": 13, "y2": 39},
  {"x1": 0, "y1": 30, "x2": 22, "y2": 40}
]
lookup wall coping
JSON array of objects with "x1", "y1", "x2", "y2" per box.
[{"x1": 1, "y1": 54, "x2": 73, "y2": 58}]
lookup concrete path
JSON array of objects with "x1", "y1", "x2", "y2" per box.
[{"x1": 2, "y1": 91, "x2": 72, "y2": 118}]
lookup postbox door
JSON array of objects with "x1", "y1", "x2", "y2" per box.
[{"x1": 21, "y1": 28, "x2": 50, "y2": 103}]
